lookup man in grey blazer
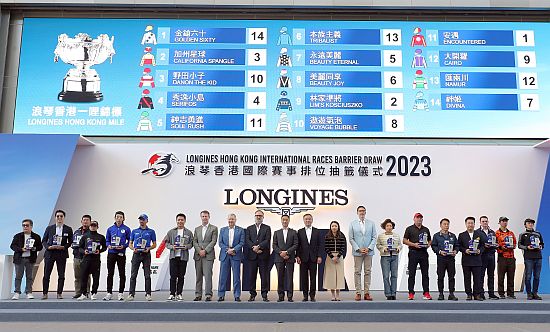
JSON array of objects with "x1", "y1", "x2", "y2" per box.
[
  {"x1": 193, "y1": 210, "x2": 218, "y2": 302},
  {"x1": 273, "y1": 214, "x2": 299, "y2": 302}
]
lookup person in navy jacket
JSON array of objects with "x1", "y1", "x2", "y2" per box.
[
  {"x1": 458, "y1": 216, "x2": 486, "y2": 301},
  {"x1": 217, "y1": 213, "x2": 245, "y2": 302},
  {"x1": 103, "y1": 211, "x2": 131, "y2": 301}
]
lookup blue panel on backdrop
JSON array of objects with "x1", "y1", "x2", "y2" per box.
[
  {"x1": 535, "y1": 153, "x2": 550, "y2": 294},
  {"x1": 0, "y1": 134, "x2": 79, "y2": 254}
]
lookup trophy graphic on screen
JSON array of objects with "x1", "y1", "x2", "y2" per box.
[{"x1": 54, "y1": 33, "x2": 115, "y2": 102}]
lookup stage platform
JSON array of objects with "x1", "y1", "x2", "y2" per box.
[{"x1": 1, "y1": 291, "x2": 549, "y2": 323}]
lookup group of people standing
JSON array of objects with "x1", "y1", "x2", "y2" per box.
[{"x1": 10, "y1": 207, "x2": 545, "y2": 302}]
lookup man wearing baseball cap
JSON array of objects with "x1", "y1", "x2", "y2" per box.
[
  {"x1": 495, "y1": 216, "x2": 517, "y2": 299},
  {"x1": 518, "y1": 218, "x2": 544, "y2": 300},
  {"x1": 127, "y1": 214, "x2": 157, "y2": 301},
  {"x1": 403, "y1": 212, "x2": 432, "y2": 300}
]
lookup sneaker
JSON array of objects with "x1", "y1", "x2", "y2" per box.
[
  {"x1": 437, "y1": 293, "x2": 444, "y2": 301},
  {"x1": 26, "y1": 293, "x2": 34, "y2": 300},
  {"x1": 77, "y1": 294, "x2": 87, "y2": 301},
  {"x1": 448, "y1": 293, "x2": 458, "y2": 301},
  {"x1": 176, "y1": 295, "x2": 184, "y2": 302},
  {"x1": 145, "y1": 294, "x2": 152, "y2": 301},
  {"x1": 408, "y1": 293, "x2": 414, "y2": 300},
  {"x1": 117, "y1": 293, "x2": 124, "y2": 301},
  {"x1": 56, "y1": 294, "x2": 63, "y2": 300},
  {"x1": 422, "y1": 292, "x2": 432, "y2": 300},
  {"x1": 534, "y1": 294, "x2": 543, "y2": 300},
  {"x1": 167, "y1": 295, "x2": 175, "y2": 301},
  {"x1": 103, "y1": 293, "x2": 112, "y2": 301},
  {"x1": 507, "y1": 295, "x2": 516, "y2": 299},
  {"x1": 90, "y1": 294, "x2": 97, "y2": 301},
  {"x1": 126, "y1": 295, "x2": 134, "y2": 302},
  {"x1": 527, "y1": 293, "x2": 534, "y2": 300},
  {"x1": 41, "y1": 294, "x2": 48, "y2": 300},
  {"x1": 11, "y1": 293, "x2": 20, "y2": 300},
  {"x1": 72, "y1": 294, "x2": 81, "y2": 299}
]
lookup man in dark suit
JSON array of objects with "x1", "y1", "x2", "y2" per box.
[
  {"x1": 245, "y1": 209, "x2": 271, "y2": 302},
  {"x1": 458, "y1": 216, "x2": 486, "y2": 301},
  {"x1": 296, "y1": 213, "x2": 323, "y2": 302},
  {"x1": 41, "y1": 209, "x2": 74, "y2": 300},
  {"x1": 273, "y1": 215, "x2": 299, "y2": 302}
]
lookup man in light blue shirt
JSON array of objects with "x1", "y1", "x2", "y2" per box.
[{"x1": 349, "y1": 205, "x2": 377, "y2": 301}]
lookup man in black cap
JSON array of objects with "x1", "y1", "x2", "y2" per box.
[
  {"x1": 403, "y1": 212, "x2": 432, "y2": 300},
  {"x1": 518, "y1": 218, "x2": 544, "y2": 300}
]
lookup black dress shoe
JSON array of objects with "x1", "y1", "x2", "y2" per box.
[
  {"x1": 488, "y1": 294, "x2": 500, "y2": 300},
  {"x1": 507, "y1": 295, "x2": 516, "y2": 299},
  {"x1": 277, "y1": 297, "x2": 284, "y2": 302},
  {"x1": 263, "y1": 297, "x2": 270, "y2": 302},
  {"x1": 533, "y1": 294, "x2": 543, "y2": 300},
  {"x1": 235, "y1": 297, "x2": 241, "y2": 302},
  {"x1": 474, "y1": 295, "x2": 484, "y2": 301},
  {"x1": 437, "y1": 293, "x2": 445, "y2": 301},
  {"x1": 248, "y1": 296, "x2": 256, "y2": 302},
  {"x1": 193, "y1": 296, "x2": 202, "y2": 301},
  {"x1": 480, "y1": 294, "x2": 486, "y2": 300},
  {"x1": 217, "y1": 297, "x2": 224, "y2": 302},
  {"x1": 205, "y1": 296, "x2": 212, "y2": 302},
  {"x1": 302, "y1": 297, "x2": 308, "y2": 302},
  {"x1": 448, "y1": 293, "x2": 458, "y2": 301},
  {"x1": 310, "y1": 297, "x2": 316, "y2": 302},
  {"x1": 288, "y1": 298, "x2": 293, "y2": 302},
  {"x1": 386, "y1": 296, "x2": 392, "y2": 300},
  {"x1": 466, "y1": 294, "x2": 473, "y2": 301}
]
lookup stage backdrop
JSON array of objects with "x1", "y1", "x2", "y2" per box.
[{"x1": 35, "y1": 142, "x2": 547, "y2": 293}]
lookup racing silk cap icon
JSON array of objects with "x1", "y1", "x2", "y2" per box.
[{"x1": 141, "y1": 153, "x2": 179, "y2": 177}]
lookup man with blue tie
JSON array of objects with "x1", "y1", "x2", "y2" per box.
[
  {"x1": 349, "y1": 205, "x2": 377, "y2": 301},
  {"x1": 217, "y1": 213, "x2": 245, "y2": 302}
]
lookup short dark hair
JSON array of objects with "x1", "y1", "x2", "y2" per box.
[
  {"x1": 200, "y1": 210, "x2": 210, "y2": 216},
  {"x1": 380, "y1": 219, "x2": 395, "y2": 229},
  {"x1": 303, "y1": 213, "x2": 313, "y2": 219},
  {"x1": 465, "y1": 216, "x2": 475, "y2": 223},
  {"x1": 22, "y1": 219, "x2": 33, "y2": 227},
  {"x1": 357, "y1": 205, "x2": 366, "y2": 212},
  {"x1": 115, "y1": 211, "x2": 125, "y2": 218},
  {"x1": 479, "y1": 215, "x2": 488, "y2": 221},
  {"x1": 281, "y1": 214, "x2": 290, "y2": 220},
  {"x1": 524, "y1": 218, "x2": 535, "y2": 225},
  {"x1": 176, "y1": 213, "x2": 186, "y2": 220},
  {"x1": 82, "y1": 214, "x2": 92, "y2": 221},
  {"x1": 55, "y1": 210, "x2": 66, "y2": 217},
  {"x1": 440, "y1": 218, "x2": 450, "y2": 225}
]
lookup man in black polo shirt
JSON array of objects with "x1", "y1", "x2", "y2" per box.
[{"x1": 403, "y1": 213, "x2": 432, "y2": 300}]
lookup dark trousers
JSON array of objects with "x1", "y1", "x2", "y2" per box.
[
  {"x1": 481, "y1": 253, "x2": 496, "y2": 296},
  {"x1": 299, "y1": 260, "x2": 317, "y2": 298},
  {"x1": 436, "y1": 256, "x2": 455, "y2": 293},
  {"x1": 407, "y1": 250, "x2": 429, "y2": 294},
  {"x1": 248, "y1": 258, "x2": 269, "y2": 297},
  {"x1": 275, "y1": 261, "x2": 294, "y2": 298},
  {"x1": 14, "y1": 258, "x2": 34, "y2": 294},
  {"x1": 42, "y1": 253, "x2": 67, "y2": 295},
  {"x1": 169, "y1": 258, "x2": 188, "y2": 296},
  {"x1": 462, "y1": 265, "x2": 483, "y2": 296},
  {"x1": 524, "y1": 258, "x2": 542, "y2": 295},
  {"x1": 80, "y1": 256, "x2": 100, "y2": 295},
  {"x1": 106, "y1": 253, "x2": 126, "y2": 294},
  {"x1": 497, "y1": 256, "x2": 516, "y2": 296},
  {"x1": 129, "y1": 252, "x2": 151, "y2": 295}
]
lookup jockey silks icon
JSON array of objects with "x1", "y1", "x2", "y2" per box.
[{"x1": 141, "y1": 153, "x2": 180, "y2": 177}]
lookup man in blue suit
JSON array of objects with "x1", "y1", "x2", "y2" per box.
[
  {"x1": 217, "y1": 213, "x2": 245, "y2": 302},
  {"x1": 349, "y1": 205, "x2": 377, "y2": 301}
]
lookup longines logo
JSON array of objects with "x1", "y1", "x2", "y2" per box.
[{"x1": 224, "y1": 188, "x2": 348, "y2": 215}]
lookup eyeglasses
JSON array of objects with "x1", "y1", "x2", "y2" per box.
[{"x1": 22, "y1": 224, "x2": 31, "y2": 227}]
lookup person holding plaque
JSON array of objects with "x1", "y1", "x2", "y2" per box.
[
  {"x1": 41, "y1": 209, "x2": 73, "y2": 300},
  {"x1": 348, "y1": 205, "x2": 377, "y2": 301},
  {"x1": 273, "y1": 214, "x2": 299, "y2": 302},
  {"x1": 245, "y1": 210, "x2": 272, "y2": 302},
  {"x1": 323, "y1": 221, "x2": 347, "y2": 301},
  {"x1": 403, "y1": 212, "x2": 432, "y2": 300},
  {"x1": 77, "y1": 221, "x2": 107, "y2": 300},
  {"x1": 71, "y1": 214, "x2": 91, "y2": 299},
  {"x1": 376, "y1": 219, "x2": 401, "y2": 300},
  {"x1": 127, "y1": 214, "x2": 157, "y2": 301},
  {"x1": 458, "y1": 217, "x2": 485, "y2": 301},
  {"x1": 192, "y1": 210, "x2": 218, "y2": 302},
  {"x1": 431, "y1": 218, "x2": 459, "y2": 301},
  {"x1": 296, "y1": 213, "x2": 323, "y2": 302},
  {"x1": 217, "y1": 213, "x2": 245, "y2": 302},
  {"x1": 165, "y1": 213, "x2": 194, "y2": 301},
  {"x1": 10, "y1": 219, "x2": 43, "y2": 300},
  {"x1": 495, "y1": 216, "x2": 517, "y2": 299},
  {"x1": 104, "y1": 211, "x2": 131, "y2": 301},
  {"x1": 518, "y1": 218, "x2": 544, "y2": 300},
  {"x1": 478, "y1": 216, "x2": 499, "y2": 300}
]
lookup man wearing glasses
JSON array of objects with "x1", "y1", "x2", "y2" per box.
[
  {"x1": 10, "y1": 219, "x2": 43, "y2": 299},
  {"x1": 245, "y1": 210, "x2": 271, "y2": 302},
  {"x1": 42, "y1": 209, "x2": 74, "y2": 299}
]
